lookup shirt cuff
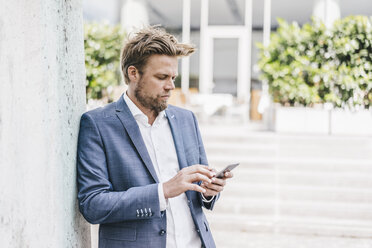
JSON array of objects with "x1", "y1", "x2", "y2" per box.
[
  {"x1": 201, "y1": 193, "x2": 215, "y2": 203},
  {"x1": 158, "y1": 183, "x2": 167, "y2": 211}
]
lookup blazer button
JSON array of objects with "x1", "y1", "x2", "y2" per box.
[{"x1": 159, "y1": 230, "x2": 166, "y2": 236}]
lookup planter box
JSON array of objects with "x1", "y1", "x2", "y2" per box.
[
  {"x1": 274, "y1": 106, "x2": 329, "y2": 134},
  {"x1": 273, "y1": 106, "x2": 372, "y2": 135},
  {"x1": 331, "y1": 109, "x2": 372, "y2": 135}
]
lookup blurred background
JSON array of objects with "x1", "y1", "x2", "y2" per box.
[{"x1": 83, "y1": 0, "x2": 372, "y2": 247}]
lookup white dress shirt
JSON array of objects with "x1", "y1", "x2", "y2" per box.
[{"x1": 124, "y1": 93, "x2": 202, "y2": 248}]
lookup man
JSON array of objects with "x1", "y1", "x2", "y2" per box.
[{"x1": 77, "y1": 26, "x2": 233, "y2": 248}]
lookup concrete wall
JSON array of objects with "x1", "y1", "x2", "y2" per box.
[{"x1": 0, "y1": 0, "x2": 91, "y2": 247}]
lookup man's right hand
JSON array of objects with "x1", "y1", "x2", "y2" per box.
[{"x1": 163, "y1": 164, "x2": 215, "y2": 199}]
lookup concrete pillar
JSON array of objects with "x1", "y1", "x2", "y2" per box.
[
  {"x1": 313, "y1": 0, "x2": 341, "y2": 28},
  {"x1": 259, "y1": 0, "x2": 274, "y2": 131},
  {"x1": 121, "y1": 0, "x2": 149, "y2": 34},
  {"x1": 262, "y1": 0, "x2": 271, "y2": 48},
  {"x1": 199, "y1": 0, "x2": 211, "y2": 94},
  {"x1": 181, "y1": 0, "x2": 191, "y2": 96},
  {"x1": 0, "y1": 0, "x2": 91, "y2": 247}
]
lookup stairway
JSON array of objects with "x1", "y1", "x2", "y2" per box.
[{"x1": 200, "y1": 125, "x2": 372, "y2": 247}]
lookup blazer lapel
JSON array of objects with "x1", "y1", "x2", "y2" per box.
[
  {"x1": 166, "y1": 108, "x2": 188, "y2": 170},
  {"x1": 167, "y1": 108, "x2": 198, "y2": 202},
  {"x1": 115, "y1": 95, "x2": 159, "y2": 183}
]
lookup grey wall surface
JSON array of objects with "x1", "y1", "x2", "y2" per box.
[{"x1": 0, "y1": 0, "x2": 91, "y2": 247}]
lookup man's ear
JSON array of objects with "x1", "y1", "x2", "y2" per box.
[{"x1": 127, "y1": 65, "x2": 139, "y2": 83}]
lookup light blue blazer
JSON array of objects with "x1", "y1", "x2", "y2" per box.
[{"x1": 77, "y1": 95, "x2": 218, "y2": 248}]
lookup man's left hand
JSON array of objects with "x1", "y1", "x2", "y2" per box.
[{"x1": 200, "y1": 169, "x2": 233, "y2": 198}]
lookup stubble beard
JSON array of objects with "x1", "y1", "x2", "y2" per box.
[{"x1": 134, "y1": 80, "x2": 169, "y2": 116}]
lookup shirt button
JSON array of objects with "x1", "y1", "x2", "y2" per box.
[{"x1": 159, "y1": 230, "x2": 166, "y2": 236}]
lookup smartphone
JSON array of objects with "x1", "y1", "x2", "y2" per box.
[{"x1": 215, "y1": 163, "x2": 239, "y2": 178}]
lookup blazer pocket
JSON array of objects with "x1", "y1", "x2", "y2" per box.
[{"x1": 100, "y1": 223, "x2": 137, "y2": 241}]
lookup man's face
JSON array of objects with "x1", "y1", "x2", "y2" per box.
[{"x1": 133, "y1": 55, "x2": 177, "y2": 115}]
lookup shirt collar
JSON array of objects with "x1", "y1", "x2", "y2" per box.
[{"x1": 123, "y1": 92, "x2": 167, "y2": 125}]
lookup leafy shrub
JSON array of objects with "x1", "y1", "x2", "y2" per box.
[
  {"x1": 84, "y1": 23, "x2": 125, "y2": 100},
  {"x1": 258, "y1": 16, "x2": 372, "y2": 109}
]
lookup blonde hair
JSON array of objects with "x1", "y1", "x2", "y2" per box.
[{"x1": 121, "y1": 26, "x2": 195, "y2": 84}]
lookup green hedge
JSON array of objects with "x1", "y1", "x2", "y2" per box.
[
  {"x1": 84, "y1": 23, "x2": 125, "y2": 100},
  {"x1": 258, "y1": 16, "x2": 372, "y2": 109}
]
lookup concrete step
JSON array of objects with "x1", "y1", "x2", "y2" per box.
[
  {"x1": 212, "y1": 198, "x2": 276, "y2": 216},
  {"x1": 222, "y1": 183, "x2": 372, "y2": 203},
  {"x1": 213, "y1": 197, "x2": 372, "y2": 221},
  {"x1": 277, "y1": 144, "x2": 372, "y2": 159},
  {"x1": 208, "y1": 155, "x2": 372, "y2": 173},
  {"x1": 274, "y1": 171, "x2": 372, "y2": 188},
  {"x1": 201, "y1": 127, "x2": 372, "y2": 148},
  {"x1": 279, "y1": 202, "x2": 372, "y2": 221},
  {"x1": 205, "y1": 141, "x2": 372, "y2": 159},
  {"x1": 210, "y1": 230, "x2": 372, "y2": 248},
  {"x1": 205, "y1": 213, "x2": 372, "y2": 239},
  {"x1": 201, "y1": 127, "x2": 278, "y2": 145},
  {"x1": 279, "y1": 186, "x2": 372, "y2": 203},
  {"x1": 205, "y1": 143, "x2": 277, "y2": 157},
  {"x1": 221, "y1": 169, "x2": 372, "y2": 189}
]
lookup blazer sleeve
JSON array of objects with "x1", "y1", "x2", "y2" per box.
[
  {"x1": 76, "y1": 113, "x2": 161, "y2": 224},
  {"x1": 191, "y1": 112, "x2": 220, "y2": 210}
]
